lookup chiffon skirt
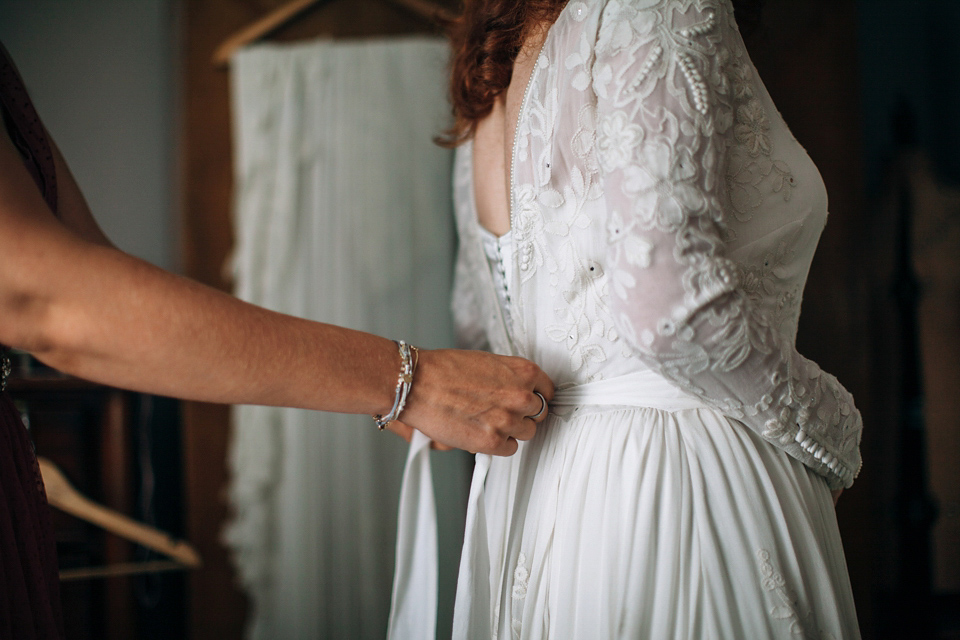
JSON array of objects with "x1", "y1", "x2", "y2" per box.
[{"x1": 453, "y1": 404, "x2": 861, "y2": 639}]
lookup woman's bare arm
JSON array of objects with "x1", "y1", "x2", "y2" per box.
[{"x1": 0, "y1": 121, "x2": 552, "y2": 455}]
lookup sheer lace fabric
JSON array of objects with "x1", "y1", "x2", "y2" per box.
[
  {"x1": 447, "y1": 0, "x2": 863, "y2": 637},
  {"x1": 453, "y1": 0, "x2": 861, "y2": 490}
]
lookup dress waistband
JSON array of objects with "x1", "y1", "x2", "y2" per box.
[
  {"x1": 551, "y1": 369, "x2": 710, "y2": 411},
  {"x1": 386, "y1": 369, "x2": 711, "y2": 638}
]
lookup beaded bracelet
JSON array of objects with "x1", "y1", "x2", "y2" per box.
[{"x1": 373, "y1": 340, "x2": 418, "y2": 430}]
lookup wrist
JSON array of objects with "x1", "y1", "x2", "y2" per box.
[
  {"x1": 400, "y1": 347, "x2": 433, "y2": 418},
  {"x1": 370, "y1": 337, "x2": 401, "y2": 415},
  {"x1": 373, "y1": 340, "x2": 416, "y2": 430}
]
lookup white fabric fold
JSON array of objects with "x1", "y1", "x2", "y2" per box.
[
  {"x1": 550, "y1": 370, "x2": 710, "y2": 411},
  {"x1": 388, "y1": 430, "x2": 438, "y2": 639},
  {"x1": 389, "y1": 369, "x2": 710, "y2": 639}
]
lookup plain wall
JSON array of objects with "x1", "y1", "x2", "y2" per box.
[{"x1": 0, "y1": 0, "x2": 177, "y2": 269}]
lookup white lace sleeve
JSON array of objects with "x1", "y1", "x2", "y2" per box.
[{"x1": 593, "y1": 2, "x2": 861, "y2": 489}]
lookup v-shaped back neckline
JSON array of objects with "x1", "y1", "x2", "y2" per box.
[{"x1": 469, "y1": 0, "x2": 577, "y2": 239}]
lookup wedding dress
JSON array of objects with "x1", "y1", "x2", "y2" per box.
[{"x1": 389, "y1": 0, "x2": 863, "y2": 637}]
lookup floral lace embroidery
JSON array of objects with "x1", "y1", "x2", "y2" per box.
[
  {"x1": 727, "y1": 153, "x2": 797, "y2": 223},
  {"x1": 737, "y1": 240, "x2": 803, "y2": 334},
  {"x1": 589, "y1": 0, "x2": 861, "y2": 487},
  {"x1": 756, "y1": 549, "x2": 839, "y2": 640},
  {"x1": 521, "y1": 37, "x2": 615, "y2": 377},
  {"x1": 453, "y1": 0, "x2": 863, "y2": 489},
  {"x1": 736, "y1": 99, "x2": 771, "y2": 156},
  {"x1": 510, "y1": 552, "x2": 530, "y2": 639},
  {"x1": 723, "y1": 55, "x2": 798, "y2": 222}
]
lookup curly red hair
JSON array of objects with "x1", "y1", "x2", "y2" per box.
[
  {"x1": 441, "y1": 0, "x2": 763, "y2": 147},
  {"x1": 439, "y1": 0, "x2": 566, "y2": 147}
]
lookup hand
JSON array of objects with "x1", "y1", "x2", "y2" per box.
[
  {"x1": 384, "y1": 419, "x2": 453, "y2": 451},
  {"x1": 397, "y1": 349, "x2": 554, "y2": 456}
]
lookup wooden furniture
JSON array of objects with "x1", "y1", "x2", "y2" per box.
[
  {"x1": 8, "y1": 373, "x2": 136, "y2": 639},
  {"x1": 8, "y1": 369, "x2": 189, "y2": 640}
]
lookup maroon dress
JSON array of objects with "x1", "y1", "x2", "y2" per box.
[{"x1": 0, "y1": 44, "x2": 67, "y2": 640}]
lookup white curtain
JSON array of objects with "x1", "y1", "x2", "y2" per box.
[{"x1": 224, "y1": 38, "x2": 469, "y2": 640}]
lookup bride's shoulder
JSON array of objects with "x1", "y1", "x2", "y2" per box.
[
  {"x1": 594, "y1": 0, "x2": 735, "y2": 28},
  {"x1": 592, "y1": 0, "x2": 738, "y2": 53}
]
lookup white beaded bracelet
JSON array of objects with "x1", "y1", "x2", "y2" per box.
[{"x1": 374, "y1": 340, "x2": 418, "y2": 430}]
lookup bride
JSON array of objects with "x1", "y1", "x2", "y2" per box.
[{"x1": 390, "y1": 0, "x2": 863, "y2": 637}]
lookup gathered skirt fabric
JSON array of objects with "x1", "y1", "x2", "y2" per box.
[{"x1": 456, "y1": 405, "x2": 860, "y2": 640}]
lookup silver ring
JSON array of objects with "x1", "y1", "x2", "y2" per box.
[{"x1": 528, "y1": 391, "x2": 547, "y2": 420}]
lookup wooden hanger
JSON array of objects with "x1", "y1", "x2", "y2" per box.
[
  {"x1": 38, "y1": 457, "x2": 201, "y2": 581},
  {"x1": 212, "y1": 0, "x2": 457, "y2": 67}
]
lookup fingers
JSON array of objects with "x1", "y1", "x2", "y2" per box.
[
  {"x1": 480, "y1": 407, "x2": 533, "y2": 454},
  {"x1": 501, "y1": 357, "x2": 551, "y2": 423},
  {"x1": 524, "y1": 390, "x2": 549, "y2": 423},
  {"x1": 385, "y1": 420, "x2": 414, "y2": 443},
  {"x1": 535, "y1": 372, "x2": 555, "y2": 401},
  {"x1": 478, "y1": 358, "x2": 549, "y2": 454},
  {"x1": 389, "y1": 419, "x2": 454, "y2": 451},
  {"x1": 515, "y1": 414, "x2": 538, "y2": 440},
  {"x1": 490, "y1": 436, "x2": 518, "y2": 457},
  {"x1": 512, "y1": 357, "x2": 555, "y2": 401},
  {"x1": 389, "y1": 421, "x2": 456, "y2": 451},
  {"x1": 396, "y1": 348, "x2": 556, "y2": 457}
]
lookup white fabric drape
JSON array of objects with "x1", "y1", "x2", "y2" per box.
[{"x1": 224, "y1": 38, "x2": 469, "y2": 640}]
